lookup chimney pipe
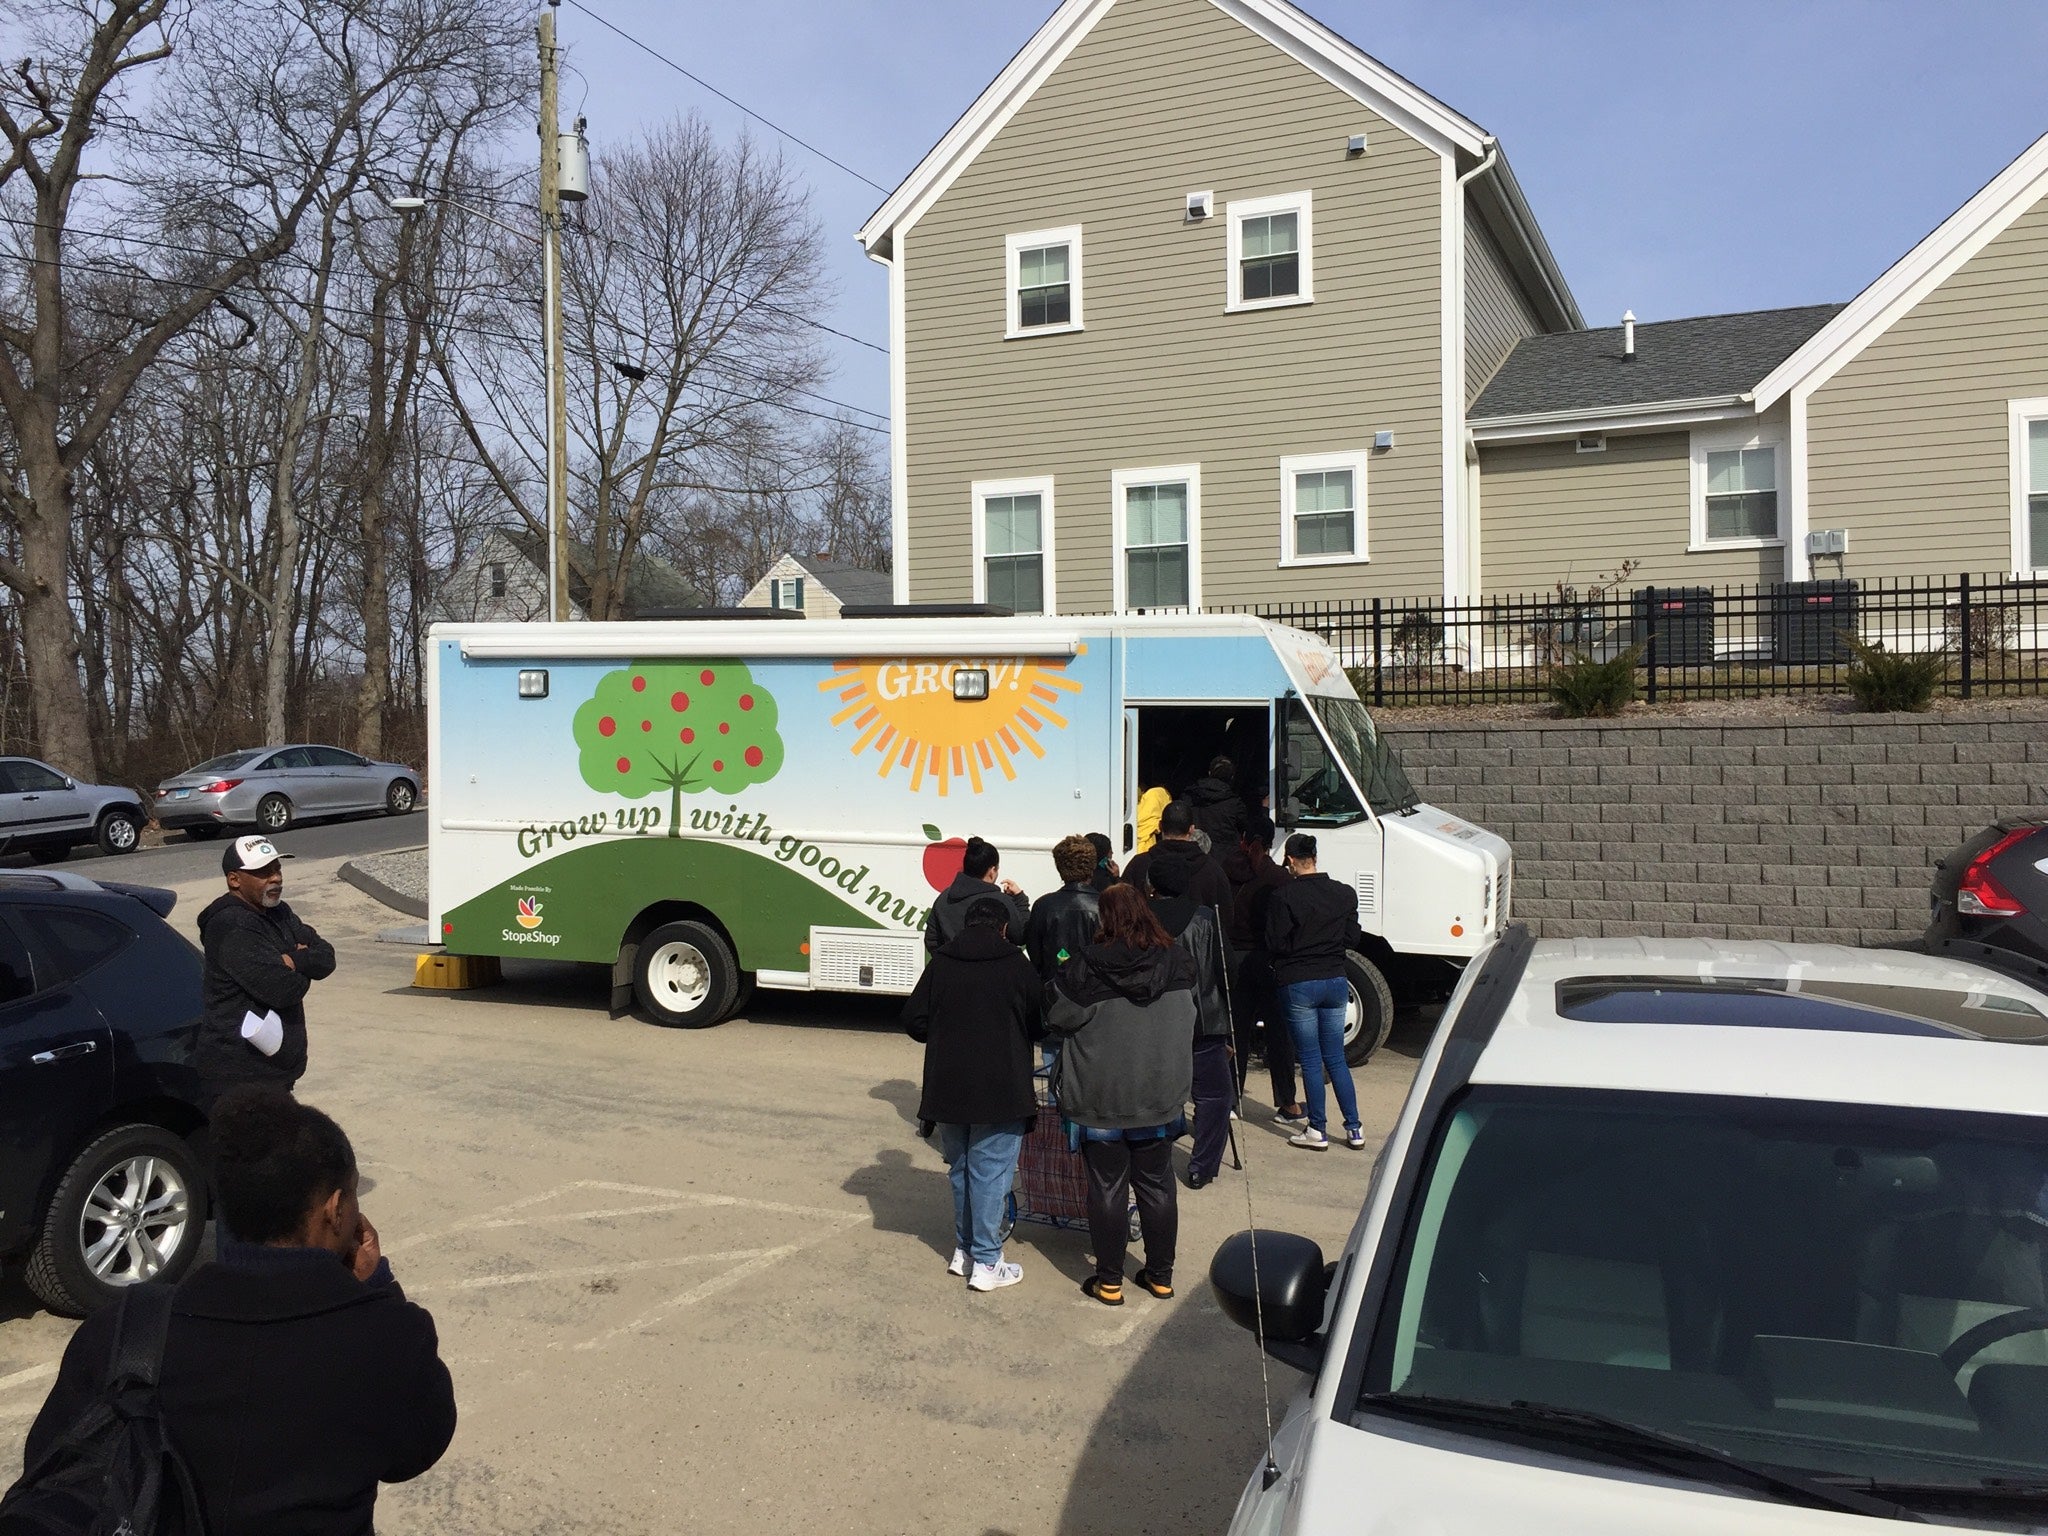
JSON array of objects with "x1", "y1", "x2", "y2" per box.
[{"x1": 1622, "y1": 310, "x2": 1636, "y2": 361}]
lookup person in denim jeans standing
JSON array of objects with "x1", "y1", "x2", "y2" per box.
[
  {"x1": 903, "y1": 897, "x2": 1044, "y2": 1291},
  {"x1": 1264, "y1": 834, "x2": 1366, "y2": 1151}
]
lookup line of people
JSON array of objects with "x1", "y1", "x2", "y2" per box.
[{"x1": 905, "y1": 782, "x2": 1369, "y2": 1305}]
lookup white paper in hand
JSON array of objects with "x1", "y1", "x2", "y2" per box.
[{"x1": 240, "y1": 1009, "x2": 284, "y2": 1057}]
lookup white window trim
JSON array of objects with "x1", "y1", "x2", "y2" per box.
[
  {"x1": 1004, "y1": 225, "x2": 1083, "y2": 340},
  {"x1": 1689, "y1": 426, "x2": 1787, "y2": 552},
  {"x1": 1226, "y1": 191, "x2": 1313, "y2": 314},
  {"x1": 2011, "y1": 397, "x2": 2048, "y2": 577},
  {"x1": 1277, "y1": 450, "x2": 1371, "y2": 567},
  {"x1": 970, "y1": 475, "x2": 1057, "y2": 614},
  {"x1": 1111, "y1": 463, "x2": 1202, "y2": 613}
]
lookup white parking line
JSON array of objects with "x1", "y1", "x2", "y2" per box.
[
  {"x1": 569, "y1": 1244, "x2": 806, "y2": 1352},
  {"x1": 389, "y1": 1180, "x2": 865, "y2": 1256},
  {"x1": 406, "y1": 1248, "x2": 780, "y2": 1295},
  {"x1": 0, "y1": 1364, "x2": 56, "y2": 1395}
]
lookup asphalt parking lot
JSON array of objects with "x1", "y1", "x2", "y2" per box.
[{"x1": 0, "y1": 858, "x2": 1424, "y2": 1535}]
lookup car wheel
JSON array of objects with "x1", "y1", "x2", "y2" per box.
[
  {"x1": 633, "y1": 920, "x2": 738, "y2": 1028},
  {"x1": 182, "y1": 824, "x2": 223, "y2": 841},
  {"x1": 255, "y1": 793, "x2": 294, "y2": 833},
  {"x1": 385, "y1": 779, "x2": 418, "y2": 815},
  {"x1": 1341, "y1": 952, "x2": 1396, "y2": 1068},
  {"x1": 24, "y1": 1124, "x2": 207, "y2": 1317},
  {"x1": 95, "y1": 809, "x2": 143, "y2": 856}
]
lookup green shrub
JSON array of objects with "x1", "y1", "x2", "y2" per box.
[
  {"x1": 1846, "y1": 637, "x2": 1947, "y2": 713},
  {"x1": 1549, "y1": 645, "x2": 1642, "y2": 718}
]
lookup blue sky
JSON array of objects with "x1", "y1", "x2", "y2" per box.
[{"x1": 550, "y1": 0, "x2": 2048, "y2": 427}]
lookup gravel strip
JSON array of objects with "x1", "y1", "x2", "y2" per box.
[{"x1": 347, "y1": 846, "x2": 427, "y2": 906}]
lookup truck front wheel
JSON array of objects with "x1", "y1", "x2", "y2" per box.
[
  {"x1": 633, "y1": 920, "x2": 738, "y2": 1029},
  {"x1": 1341, "y1": 952, "x2": 1395, "y2": 1067}
]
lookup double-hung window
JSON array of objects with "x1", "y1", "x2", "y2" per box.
[
  {"x1": 1691, "y1": 431, "x2": 1783, "y2": 547},
  {"x1": 1227, "y1": 192, "x2": 1313, "y2": 313},
  {"x1": 2014, "y1": 399, "x2": 2048, "y2": 572},
  {"x1": 1113, "y1": 465, "x2": 1201, "y2": 611},
  {"x1": 1005, "y1": 226, "x2": 1082, "y2": 338},
  {"x1": 972, "y1": 477, "x2": 1053, "y2": 614},
  {"x1": 771, "y1": 576, "x2": 806, "y2": 612},
  {"x1": 1280, "y1": 452, "x2": 1369, "y2": 565}
]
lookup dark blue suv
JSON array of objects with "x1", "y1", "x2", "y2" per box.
[{"x1": 0, "y1": 869, "x2": 210, "y2": 1315}]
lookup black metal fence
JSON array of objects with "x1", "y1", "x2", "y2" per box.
[{"x1": 1241, "y1": 574, "x2": 2048, "y2": 707}]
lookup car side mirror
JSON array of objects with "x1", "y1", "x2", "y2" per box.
[
  {"x1": 62, "y1": 778, "x2": 74, "y2": 789},
  {"x1": 1210, "y1": 1229, "x2": 1328, "y2": 1372}
]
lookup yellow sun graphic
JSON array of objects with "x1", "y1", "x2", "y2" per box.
[{"x1": 817, "y1": 649, "x2": 1086, "y2": 795}]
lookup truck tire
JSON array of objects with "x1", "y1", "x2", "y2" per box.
[
  {"x1": 633, "y1": 920, "x2": 738, "y2": 1029},
  {"x1": 25, "y1": 1123, "x2": 207, "y2": 1317},
  {"x1": 1341, "y1": 951, "x2": 1395, "y2": 1067}
]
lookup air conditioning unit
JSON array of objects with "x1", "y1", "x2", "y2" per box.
[{"x1": 1185, "y1": 190, "x2": 1213, "y2": 222}]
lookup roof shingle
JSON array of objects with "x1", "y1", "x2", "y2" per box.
[{"x1": 1472, "y1": 304, "x2": 1845, "y2": 421}]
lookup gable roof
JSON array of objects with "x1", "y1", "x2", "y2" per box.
[
  {"x1": 1753, "y1": 129, "x2": 2048, "y2": 409},
  {"x1": 497, "y1": 527, "x2": 702, "y2": 617},
  {"x1": 783, "y1": 553, "x2": 894, "y2": 606},
  {"x1": 1471, "y1": 304, "x2": 1844, "y2": 424},
  {"x1": 857, "y1": 0, "x2": 1578, "y2": 327}
]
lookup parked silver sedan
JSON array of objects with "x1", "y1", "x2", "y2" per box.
[{"x1": 154, "y1": 745, "x2": 419, "y2": 837}]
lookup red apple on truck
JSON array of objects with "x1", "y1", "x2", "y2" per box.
[{"x1": 921, "y1": 824, "x2": 966, "y2": 891}]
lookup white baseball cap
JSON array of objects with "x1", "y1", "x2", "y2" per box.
[{"x1": 223, "y1": 835, "x2": 294, "y2": 874}]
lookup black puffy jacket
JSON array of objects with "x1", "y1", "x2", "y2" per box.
[{"x1": 1184, "y1": 776, "x2": 1247, "y2": 849}]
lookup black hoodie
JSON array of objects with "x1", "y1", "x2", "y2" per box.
[
  {"x1": 1184, "y1": 775, "x2": 1247, "y2": 849},
  {"x1": 922, "y1": 872, "x2": 1031, "y2": 955},
  {"x1": 196, "y1": 890, "x2": 336, "y2": 1096},
  {"x1": 1122, "y1": 838, "x2": 1234, "y2": 934},
  {"x1": 1045, "y1": 942, "x2": 1196, "y2": 1129},
  {"x1": 903, "y1": 927, "x2": 1043, "y2": 1126}
]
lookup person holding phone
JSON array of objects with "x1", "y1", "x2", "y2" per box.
[{"x1": 21, "y1": 1089, "x2": 456, "y2": 1536}]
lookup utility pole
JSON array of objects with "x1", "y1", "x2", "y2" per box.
[{"x1": 539, "y1": 0, "x2": 570, "y2": 622}]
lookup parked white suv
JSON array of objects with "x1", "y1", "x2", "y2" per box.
[{"x1": 1214, "y1": 930, "x2": 2048, "y2": 1533}]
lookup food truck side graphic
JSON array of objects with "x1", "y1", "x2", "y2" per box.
[{"x1": 427, "y1": 614, "x2": 1511, "y2": 1063}]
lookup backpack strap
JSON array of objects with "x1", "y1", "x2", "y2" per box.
[{"x1": 108, "y1": 1284, "x2": 177, "y2": 1390}]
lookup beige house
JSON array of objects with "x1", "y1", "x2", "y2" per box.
[
  {"x1": 864, "y1": 0, "x2": 2048, "y2": 610},
  {"x1": 736, "y1": 552, "x2": 894, "y2": 618},
  {"x1": 1473, "y1": 131, "x2": 2048, "y2": 593},
  {"x1": 857, "y1": 0, "x2": 1578, "y2": 615}
]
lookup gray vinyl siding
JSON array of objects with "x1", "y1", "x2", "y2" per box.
[
  {"x1": 1479, "y1": 431, "x2": 1783, "y2": 594},
  {"x1": 1808, "y1": 191, "x2": 2048, "y2": 578},
  {"x1": 901, "y1": 0, "x2": 1446, "y2": 610},
  {"x1": 1465, "y1": 205, "x2": 1543, "y2": 404}
]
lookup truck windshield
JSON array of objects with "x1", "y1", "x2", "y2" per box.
[
  {"x1": 1308, "y1": 695, "x2": 1418, "y2": 817},
  {"x1": 1356, "y1": 1088, "x2": 2048, "y2": 1519}
]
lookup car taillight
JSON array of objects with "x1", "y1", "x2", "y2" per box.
[
  {"x1": 1957, "y1": 829, "x2": 2034, "y2": 918},
  {"x1": 198, "y1": 779, "x2": 243, "y2": 794}
]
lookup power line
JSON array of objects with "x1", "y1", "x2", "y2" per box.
[
  {"x1": 0, "y1": 220, "x2": 889, "y2": 429},
  {"x1": 561, "y1": 0, "x2": 892, "y2": 196}
]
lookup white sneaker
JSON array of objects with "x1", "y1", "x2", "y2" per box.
[
  {"x1": 1345, "y1": 1127, "x2": 1367, "y2": 1151},
  {"x1": 968, "y1": 1260, "x2": 1023, "y2": 1292},
  {"x1": 1289, "y1": 1127, "x2": 1330, "y2": 1150},
  {"x1": 947, "y1": 1248, "x2": 968, "y2": 1277}
]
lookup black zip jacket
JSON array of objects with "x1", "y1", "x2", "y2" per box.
[
  {"x1": 1147, "y1": 895, "x2": 1233, "y2": 1039},
  {"x1": 26, "y1": 1242, "x2": 455, "y2": 1536},
  {"x1": 1121, "y1": 839, "x2": 1234, "y2": 935},
  {"x1": 1044, "y1": 942, "x2": 1196, "y2": 1129},
  {"x1": 903, "y1": 927, "x2": 1043, "y2": 1127},
  {"x1": 1264, "y1": 872, "x2": 1364, "y2": 985},
  {"x1": 923, "y1": 873, "x2": 1030, "y2": 955},
  {"x1": 1022, "y1": 881, "x2": 1102, "y2": 984},
  {"x1": 1184, "y1": 776, "x2": 1247, "y2": 850},
  {"x1": 196, "y1": 892, "x2": 336, "y2": 1096},
  {"x1": 1225, "y1": 851, "x2": 1292, "y2": 951}
]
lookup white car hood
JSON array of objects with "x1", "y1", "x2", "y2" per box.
[{"x1": 1273, "y1": 1416, "x2": 1979, "y2": 1536}]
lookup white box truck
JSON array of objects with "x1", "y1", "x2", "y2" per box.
[{"x1": 426, "y1": 613, "x2": 1511, "y2": 1061}]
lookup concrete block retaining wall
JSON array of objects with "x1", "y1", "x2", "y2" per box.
[{"x1": 1378, "y1": 705, "x2": 2048, "y2": 945}]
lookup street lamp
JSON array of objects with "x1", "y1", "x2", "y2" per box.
[{"x1": 389, "y1": 185, "x2": 572, "y2": 623}]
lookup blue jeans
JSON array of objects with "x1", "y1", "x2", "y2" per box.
[
  {"x1": 937, "y1": 1121, "x2": 1026, "y2": 1266},
  {"x1": 1283, "y1": 977, "x2": 1359, "y2": 1136}
]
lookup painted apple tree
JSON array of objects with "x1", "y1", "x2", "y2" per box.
[{"x1": 572, "y1": 660, "x2": 783, "y2": 835}]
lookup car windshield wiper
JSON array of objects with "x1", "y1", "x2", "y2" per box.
[
  {"x1": 1357, "y1": 1393, "x2": 1925, "y2": 1523},
  {"x1": 1847, "y1": 1476, "x2": 2048, "y2": 1509}
]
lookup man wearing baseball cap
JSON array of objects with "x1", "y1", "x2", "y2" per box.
[{"x1": 194, "y1": 836, "x2": 337, "y2": 1104}]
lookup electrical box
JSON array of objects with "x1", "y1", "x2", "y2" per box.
[
  {"x1": 557, "y1": 125, "x2": 590, "y2": 204},
  {"x1": 1806, "y1": 528, "x2": 1849, "y2": 556}
]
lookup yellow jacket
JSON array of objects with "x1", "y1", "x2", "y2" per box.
[{"x1": 1135, "y1": 786, "x2": 1171, "y2": 854}]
